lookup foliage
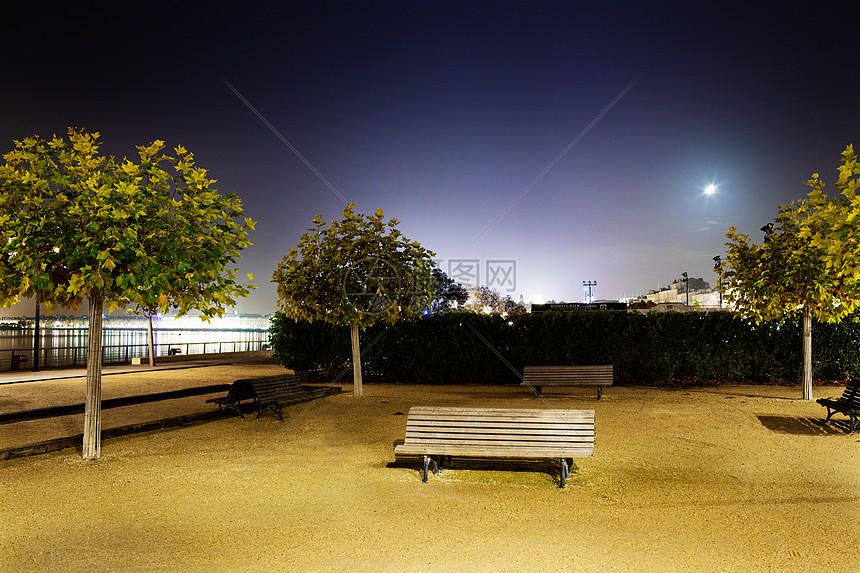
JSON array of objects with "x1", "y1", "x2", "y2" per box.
[
  {"x1": 719, "y1": 204, "x2": 840, "y2": 324},
  {"x1": 269, "y1": 312, "x2": 349, "y2": 378},
  {"x1": 461, "y1": 285, "x2": 526, "y2": 315},
  {"x1": 428, "y1": 268, "x2": 469, "y2": 313},
  {"x1": 798, "y1": 144, "x2": 860, "y2": 316},
  {"x1": 272, "y1": 204, "x2": 435, "y2": 328},
  {"x1": 0, "y1": 128, "x2": 255, "y2": 315},
  {"x1": 269, "y1": 309, "x2": 860, "y2": 385}
]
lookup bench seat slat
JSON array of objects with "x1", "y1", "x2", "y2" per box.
[
  {"x1": 395, "y1": 445, "x2": 594, "y2": 458},
  {"x1": 400, "y1": 441, "x2": 594, "y2": 451},
  {"x1": 406, "y1": 427, "x2": 595, "y2": 436},
  {"x1": 403, "y1": 431, "x2": 594, "y2": 439},
  {"x1": 406, "y1": 418, "x2": 594, "y2": 427}
]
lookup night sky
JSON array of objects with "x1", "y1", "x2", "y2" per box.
[{"x1": 2, "y1": 2, "x2": 858, "y2": 316}]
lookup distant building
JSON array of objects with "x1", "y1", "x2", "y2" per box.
[
  {"x1": 632, "y1": 302, "x2": 710, "y2": 314},
  {"x1": 531, "y1": 301, "x2": 628, "y2": 313},
  {"x1": 641, "y1": 277, "x2": 724, "y2": 309}
]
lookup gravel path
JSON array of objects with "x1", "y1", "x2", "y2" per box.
[{"x1": 1, "y1": 361, "x2": 858, "y2": 572}]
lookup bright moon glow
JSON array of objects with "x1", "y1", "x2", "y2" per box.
[{"x1": 704, "y1": 183, "x2": 717, "y2": 195}]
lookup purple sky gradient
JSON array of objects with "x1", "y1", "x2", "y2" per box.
[{"x1": 2, "y1": 2, "x2": 858, "y2": 316}]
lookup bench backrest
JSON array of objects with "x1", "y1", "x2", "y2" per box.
[
  {"x1": 401, "y1": 406, "x2": 594, "y2": 457},
  {"x1": 523, "y1": 365, "x2": 613, "y2": 384},
  {"x1": 243, "y1": 375, "x2": 305, "y2": 401},
  {"x1": 837, "y1": 382, "x2": 860, "y2": 408}
]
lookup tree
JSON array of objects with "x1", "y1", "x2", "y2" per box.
[
  {"x1": 429, "y1": 268, "x2": 469, "y2": 314},
  {"x1": 0, "y1": 128, "x2": 254, "y2": 458},
  {"x1": 501, "y1": 295, "x2": 528, "y2": 316},
  {"x1": 463, "y1": 286, "x2": 502, "y2": 314},
  {"x1": 719, "y1": 146, "x2": 859, "y2": 400},
  {"x1": 272, "y1": 204, "x2": 435, "y2": 396}
]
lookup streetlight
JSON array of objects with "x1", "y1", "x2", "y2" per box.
[
  {"x1": 681, "y1": 272, "x2": 689, "y2": 306},
  {"x1": 582, "y1": 280, "x2": 597, "y2": 303},
  {"x1": 712, "y1": 255, "x2": 722, "y2": 309}
]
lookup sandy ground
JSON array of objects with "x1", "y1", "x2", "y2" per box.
[{"x1": 1, "y1": 358, "x2": 858, "y2": 572}]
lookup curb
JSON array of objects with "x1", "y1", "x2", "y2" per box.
[{"x1": 1, "y1": 410, "x2": 229, "y2": 460}]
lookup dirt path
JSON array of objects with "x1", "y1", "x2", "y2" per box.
[{"x1": 1, "y1": 365, "x2": 858, "y2": 572}]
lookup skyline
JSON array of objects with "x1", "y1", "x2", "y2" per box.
[{"x1": 2, "y1": 3, "x2": 859, "y2": 316}]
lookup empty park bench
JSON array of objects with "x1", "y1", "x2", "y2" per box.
[
  {"x1": 394, "y1": 406, "x2": 594, "y2": 488},
  {"x1": 817, "y1": 380, "x2": 860, "y2": 433},
  {"x1": 522, "y1": 365, "x2": 613, "y2": 399},
  {"x1": 207, "y1": 374, "x2": 338, "y2": 421}
]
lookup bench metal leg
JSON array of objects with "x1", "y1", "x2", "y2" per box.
[
  {"x1": 559, "y1": 458, "x2": 570, "y2": 488},
  {"x1": 223, "y1": 402, "x2": 245, "y2": 420},
  {"x1": 256, "y1": 405, "x2": 284, "y2": 421},
  {"x1": 597, "y1": 386, "x2": 603, "y2": 400},
  {"x1": 421, "y1": 455, "x2": 446, "y2": 482},
  {"x1": 533, "y1": 386, "x2": 542, "y2": 399}
]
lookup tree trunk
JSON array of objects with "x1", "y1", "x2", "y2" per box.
[
  {"x1": 350, "y1": 323, "x2": 363, "y2": 397},
  {"x1": 802, "y1": 305, "x2": 813, "y2": 401},
  {"x1": 82, "y1": 297, "x2": 104, "y2": 460},
  {"x1": 147, "y1": 314, "x2": 156, "y2": 367}
]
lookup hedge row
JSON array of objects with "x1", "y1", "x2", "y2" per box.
[{"x1": 269, "y1": 311, "x2": 860, "y2": 384}]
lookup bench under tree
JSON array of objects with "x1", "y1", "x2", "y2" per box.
[
  {"x1": 394, "y1": 406, "x2": 595, "y2": 488},
  {"x1": 207, "y1": 374, "x2": 338, "y2": 421},
  {"x1": 521, "y1": 365, "x2": 613, "y2": 399},
  {"x1": 817, "y1": 380, "x2": 860, "y2": 433}
]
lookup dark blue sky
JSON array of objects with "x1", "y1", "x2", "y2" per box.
[{"x1": 2, "y1": 2, "x2": 858, "y2": 315}]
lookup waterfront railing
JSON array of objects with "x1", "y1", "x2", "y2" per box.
[{"x1": 2, "y1": 330, "x2": 270, "y2": 371}]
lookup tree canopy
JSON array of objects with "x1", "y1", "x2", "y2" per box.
[
  {"x1": 273, "y1": 204, "x2": 435, "y2": 395},
  {"x1": 0, "y1": 129, "x2": 255, "y2": 315},
  {"x1": 428, "y1": 268, "x2": 469, "y2": 314},
  {"x1": 0, "y1": 128, "x2": 255, "y2": 457}
]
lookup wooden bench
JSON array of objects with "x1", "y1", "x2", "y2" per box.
[
  {"x1": 521, "y1": 365, "x2": 613, "y2": 399},
  {"x1": 207, "y1": 375, "x2": 338, "y2": 421},
  {"x1": 817, "y1": 381, "x2": 860, "y2": 433},
  {"x1": 394, "y1": 406, "x2": 594, "y2": 488}
]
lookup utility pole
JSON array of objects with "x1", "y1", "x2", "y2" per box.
[{"x1": 682, "y1": 272, "x2": 689, "y2": 306}]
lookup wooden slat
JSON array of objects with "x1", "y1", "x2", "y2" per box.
[
  {"x1": 395, "y1": 445, "x2": 593, "y2": 458},
  {"x1": 395, "y1": 406, "x2": 595, "y2": 462},
  {"x1": 408, "y1": 406, "x2": 595, "y2": 417}
]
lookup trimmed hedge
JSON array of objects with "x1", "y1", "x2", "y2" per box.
[{"x1": 269, "y1": 310, "x2": 860, "y2": 384}]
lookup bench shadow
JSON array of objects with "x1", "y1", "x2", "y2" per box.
[
  {"x1": 388, "y1": 440, "x2": 577, "y2": 485},
  {"x1": 756, "y1": 415, "x2": 851, "y2": 436}
]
